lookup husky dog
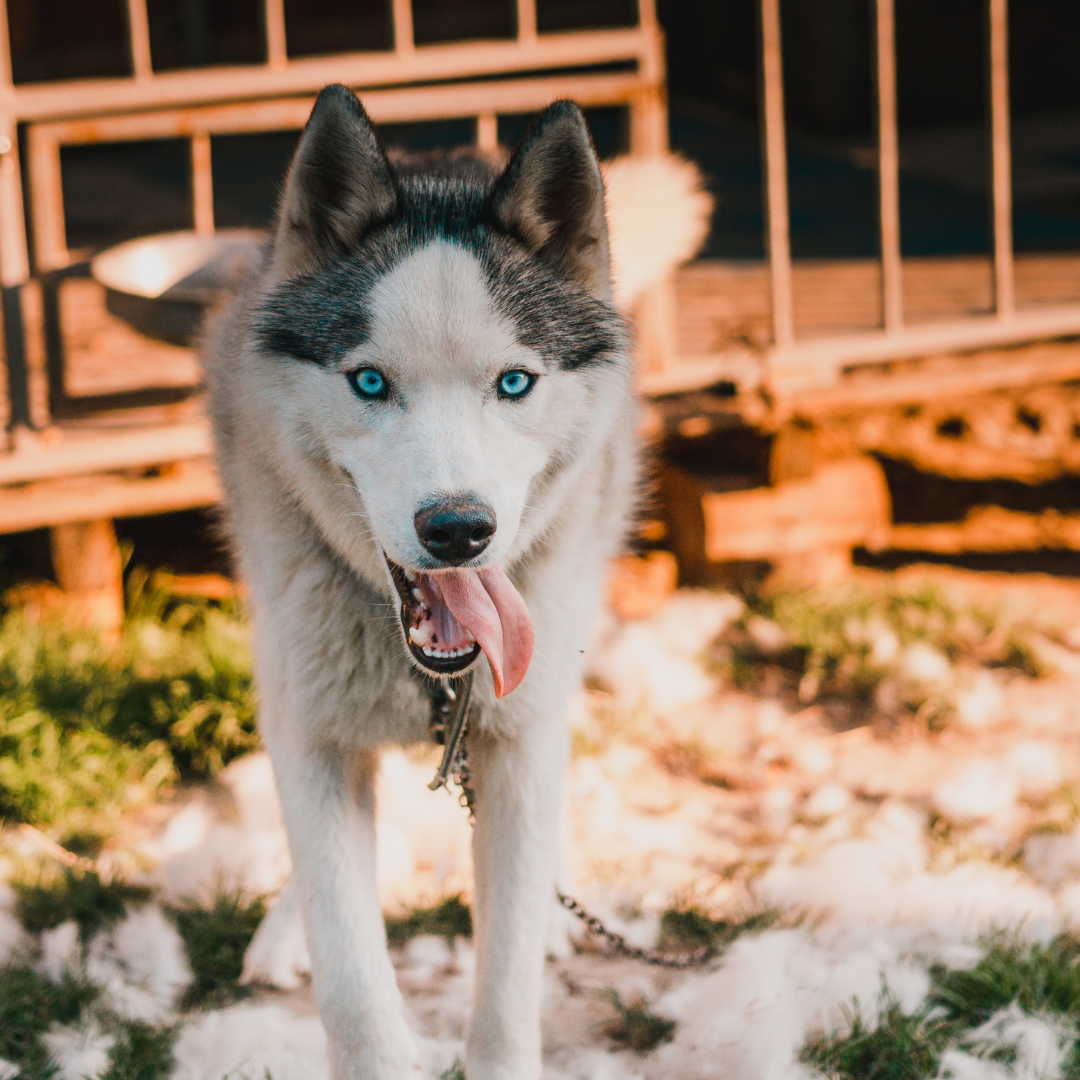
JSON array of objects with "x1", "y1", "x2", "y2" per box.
[{"x1": 204, "y1": 84, "x2": 637, "y2": 1079}]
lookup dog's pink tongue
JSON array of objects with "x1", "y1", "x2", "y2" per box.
[{"x1": 437, "y1": 567, "x2": 534, "y2": 697}]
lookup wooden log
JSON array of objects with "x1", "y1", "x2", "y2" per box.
[
  {"x1": 49, "y1": 518, "x2": 124, "y2": 630},
  {"x1": 701, "y1": 458, "x2": 891, "y2": 563}
]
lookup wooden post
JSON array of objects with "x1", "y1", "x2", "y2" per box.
[{"x1": 49, "y1": 519, "x2": 125, "y2": 630}]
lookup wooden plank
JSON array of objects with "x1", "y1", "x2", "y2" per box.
[
  {"x1": 125, "y1": 0, "x2": 154, "y2": 82},
  {"x1": 0, "y1": 421, "x2": 212, "y2": 484},
  {"x1": 264, "y1": 0, "x2": 288, "y2": 68},
  {"x1": 890, "y1": 507, "x2": 1080, "y2": 554},
  {"x1": 875, "y1": 0, "x2": 902, "y2": 332},
  {"x1": 191, "y1": 133, "x2": 214, "y2": 236},
  {"x1": 702, "y1": 458, "x2": 891, "y2": 561},
  {"x1": 759, "y1": 0, "x2": 794, "y2": 347},
  {"x1": 3, "y1": 27, "x2": 662, "y2": 123},
  {"x1": 988, "y1": 0, "x2": 1014, "y2": 318},
  {"x1": 785, "y1": 338, "x2": 1080, "y2": 415},
  {"x1": 0, "y1": 458, "x2": 220, "y2": 534}
]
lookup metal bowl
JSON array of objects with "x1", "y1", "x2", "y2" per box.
[{"x1": 91, "y1": 229, "x2": 265, "y2": 346}]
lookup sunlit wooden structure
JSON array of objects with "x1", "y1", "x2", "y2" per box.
[{"x1": 0, "y1": 0, "x2": 1078, "y2": 607}]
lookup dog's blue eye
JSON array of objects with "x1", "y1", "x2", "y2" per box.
[
  {"x1": 348, "y1": 369, "x2": 387, "y2": 399},
  {"x1": 498, "y1": 370, "x2": 534, "y2": 399}
]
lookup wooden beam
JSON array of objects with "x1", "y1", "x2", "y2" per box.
[
  {"x1": 0, "y1": 459, "x2": 221, "y2": 534},
  {"x1": 0, "y1": 422, "x2": 213, "y2": 484},
  {"x1": 49, "y1": 518, "x2": 124, "y2": 629},
  {"x1": 890, "y1": 506, "x2": 1080, "y2": 554},
  {"x1": 701, "y1": 458, "x2": 891, "y2": 562},
  {"x1": 4, "y1": 27, "x2": 660, "y2": 122}
]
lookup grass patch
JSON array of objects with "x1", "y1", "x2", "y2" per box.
[
  {"x1": 385, "y1": 895, "x2": 472, "y2": 947},
  {"x1": 13, "y1": 866, "x2": 151, "y2": 942},
  {"x1": 171, "y1": 890, "x2": 266, "y2": 1010},
  {"x1": 0, "y1": 964, "x2": 99, "y2": 1080},
  {"x1": 0, "y1": 574, "x2": 256, "y2": 841},
  {"x1": 658, "y1": 904, "x2": 780, "y2": 954},
  {"x1": 930, "y1": 933, "x2": 1080, "y2": 1029},
  {"x1": 99, "y1": 1019, "x2": 178, "y2": 1080},
  {"x1": 801, "y1": 933, "x2": 1080, "y2": 1079},
  {"x1": 600, "y1": 991, "x2": 676, "y2": 1053},
  {"x1": 439, "y1": 1060, "x2": 466, "y2": 1080},
  {"x1": 802, "y1": 997, "x2": 952, "y2": 1080},
  {"x1": 715, "y1": 579, "x2": 1041, "y2": 721}
]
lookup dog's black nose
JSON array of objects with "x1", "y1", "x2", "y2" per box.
[{"x1": 415, "y1": 500, "x2": 497, "y2": 564}]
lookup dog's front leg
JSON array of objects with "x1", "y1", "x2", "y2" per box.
[
  {"x1": 271, "y1": 740, "x2": 418, "y2": 1080},
  {"x1": 466, "y1": 714, "x2": 567, "y2": 1080}
]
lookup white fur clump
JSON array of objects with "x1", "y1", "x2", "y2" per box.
[
  {"x1": 87, "y1": 903, "x2": 192, "y2": 1021},
  {"x1": 41, "y1": 1021, "x2": 114, "y2": 1080},
  {"x1": 601, "y1": 155, "x2": 714, "y2": 308},
  {"x1": 151, "y1": 753, "x2": 292, "y2": 905},
  {"x1": 172, "y1": 1003, "x2": 461, "y2": 1080},
  {"x1": 936, "y1": 1005, "x2": 1074, "y2": 1080},
  {"x1": 647, "y1": 928, "x2": 929, "y2": 1080},
  {"x1": 587, "y1": 591, "x2": 742, "y2": 712},
  {"x1": 172, "y1": 1003, "x2": 330, "y2": 1080}
]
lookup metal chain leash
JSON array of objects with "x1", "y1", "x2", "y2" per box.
[{"x1": 428, "y1": 680, "x2": 716, "y2": 970}]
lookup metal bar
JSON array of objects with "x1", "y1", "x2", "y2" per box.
[
  {"x1": 476, "y1": 114, "x2": 498, "y2": 153},
  {"x1": 264, "y1": 0, "x2": 288, "y2": 67},
  {"x1": 3, "y1": 28, "x2": 658, "y2": 122},
  {"x1": 758, "y1": 0, "x2": 793, "y2": 348},
  {"x1": 125, "y1": 0, "x2": 154, "y2": 80},
  {"x1": 190, "y1": 133, "x2": 214, "y2": 235},
  {"x1": 517, "y1": 0, "x2": 537, "y2": 43},
  {"x1": 875, "y1": 0, "x2": 902, "y2": 332},
  {"x1": 392, "y1": 0, "x2": 414, "y2": 54},
  {"x1": 988, "y1": 0, "x2": 1014, "y2": 318}
]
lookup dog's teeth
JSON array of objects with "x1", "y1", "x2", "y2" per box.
[
  {"x1": 409, "y1": 624, "x2": 432, "y2": 646},
  {"x1": 422, "y1": 645, "x2": 434, "y2": 656},
  {"x1": 412, "y1": 588, "x2": 423, "y2": 601},
  {"x1": 465, "y1": 630, "x2": 476, "y2": 643}
]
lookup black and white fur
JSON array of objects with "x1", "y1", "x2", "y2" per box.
[{"x1": 204, "y1": 85, "x2": 638, "y2": 1079}]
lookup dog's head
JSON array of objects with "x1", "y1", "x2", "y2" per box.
[{"x1": 249, "y1": 85, "x2": 630, "y2": 694}]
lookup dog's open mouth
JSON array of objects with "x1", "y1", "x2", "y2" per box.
[{"x1": 386, "y1": 556, "x2": 535, "y2": 698}]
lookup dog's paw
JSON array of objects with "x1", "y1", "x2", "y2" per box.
[{"x1": 240, "y1": 879, "x2": 311, "y2": 990}]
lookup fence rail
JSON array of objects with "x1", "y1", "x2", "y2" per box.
[
  {"x1": 754, "y1": 0, "x2": 1080, "y2": 398},
  {"x1": 0, "y1": 0, "x2": 666, "y2": 432}
]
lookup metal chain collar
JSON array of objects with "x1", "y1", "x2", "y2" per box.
[{"x1": 428, "y1": 679, "x2": 716, "y2": 970}]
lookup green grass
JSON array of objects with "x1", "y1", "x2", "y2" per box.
[
  {"x1": 384, "y1": 896, "x2": 473, "y2": 947},
  {"x1": 600, "y1": 991, "x2": 676, "y2": 1053},
  {"x1": 171, "y1": 890, "x2": 267, "y2": 1010},
  {"x1": 930, "y1": 933, "x2": 1080, "y2": 1029},
  {"x1": 98, "y1": 1019, "x2": 178, "y2": 1080},
  {"x1": 657, "y1": 904, "x2": 780, "y2": 955},
  {"x1": 0, "y1": 573, "x2": 256, "y2": 842},
  {"x1": 716, "y1": 579, "x2": 1042, "y2": 720},
  {"x1": 801, "y1": 933, "x2": 1080, "y2": 1079},
  {"x1": 13, "y1": 867, "x2": 151, "y2": 943},
  {"x1": 439, "y1": 1061, "x2": 466, "y2": 1080},
  {"x1": 802, "y1": 997, "x2": 953, "y2": 1080},
  {"x1": 0, "y1": 964, "x2": 99, "y2": 1080}
]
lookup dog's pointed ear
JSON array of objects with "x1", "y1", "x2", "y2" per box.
[
  {"x1": 488, "y1": 101, "x2": 611, "y2": 300},
  {"x1": 273, "y1": 85, "x2": 397, "y2": 278}
]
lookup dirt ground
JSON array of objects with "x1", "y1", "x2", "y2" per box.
[{"x1": 8, "y1": 562, "x2": 1080, "y2": 1080}]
